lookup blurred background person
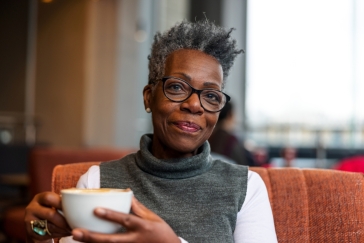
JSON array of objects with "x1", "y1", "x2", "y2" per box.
[
  {"x1": 208, "y1": 102, "x2": 256, "y2": 166},
  {"x1": 252, "y1": 147, "x2": 272, "y2": 168},
  {"x1": 280, "y1": 147, "x2": 297, "y2": 167}
]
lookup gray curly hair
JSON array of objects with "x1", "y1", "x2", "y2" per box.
[{"x1": 148, "y1": 20, "x2": 244, "y2": 88}]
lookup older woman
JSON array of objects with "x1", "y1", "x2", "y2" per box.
[{"x1": 25, "y1": 20, "x2": 277, "y2": 243}]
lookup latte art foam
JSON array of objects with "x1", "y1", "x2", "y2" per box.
[{"x1": 61, "y1": 188, "x2": 129, "y2": 194}]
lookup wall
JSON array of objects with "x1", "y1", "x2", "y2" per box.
[
  {"x1": 35, "y1": 0, "x2": 88, "y2": 147},
  {"x1": 0, "y1": 0, "x2": 28, "y2": 113},
  {"x1": 83, "y1": 0, "x2": 118, "y2": 147}
]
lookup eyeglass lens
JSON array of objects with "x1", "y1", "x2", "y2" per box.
[{"x1": 163, "y1": 77, "x2": 226, "y2": 112}]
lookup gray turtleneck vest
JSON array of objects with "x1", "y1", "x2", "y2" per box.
[{"x1": 100, "y1": 134, "x2": 248, "y2": 242}]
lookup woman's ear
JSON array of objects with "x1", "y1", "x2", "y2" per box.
[{"x1": 143, "y1": 84, "x2": 153, "y2": 111}]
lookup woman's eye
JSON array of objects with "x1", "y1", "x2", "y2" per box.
[
  {"x1": 165, "y1": 81, "x2": 186, "y2": 93},
  {"x1": 204, "y1": 92, "x2": 221, "y2": 103},
  {"x1": 170, "y1": 84, "x2": 182, "y2": 91}
]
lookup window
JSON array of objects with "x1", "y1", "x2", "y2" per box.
[{"x1": 246, "y1": 0, "x2": 364, "y2": 148}]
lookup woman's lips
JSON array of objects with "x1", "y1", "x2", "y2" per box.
[{"x1": 173, "y1": 121, "x2": 201, "y2": 133}]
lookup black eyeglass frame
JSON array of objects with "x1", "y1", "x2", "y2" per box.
[{"x1": 160, "y1": 76, "x2": 231, "y2": 113}]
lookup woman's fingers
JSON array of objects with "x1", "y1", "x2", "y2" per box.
[
  {"x1": 72, "y1": 229, "x2": 135, "y2": 243},
  {"x1": 25, "y1": 195, "x2": 70, "y2": 230},
  {"x1": 37, "y1": 192, "x2": 63, "y2": 209},
  {"x1": 24, "y1": 214, "x2": 71, "y2": 241},
  {"x1": 43, "y1": 222, "x2": 72, "y2": 238},
  {"x1": 93, "y1": 197, "x2": 163, "y2": 231},
  {"x1": 91, "y1": 202, "x2": 180, "y2": 243},
  {"x1": 78, "y1": 199, "x2": 180, "y2": 243},
  {"x1": 26, "y1": 204, "x2": 69, "y2": 228},
  {"x1": 93, "y1": 207, "x2": 145, "y2": 230},
  {"x1": 25, "y1": 192, "x2": 72, "y2": 240}
]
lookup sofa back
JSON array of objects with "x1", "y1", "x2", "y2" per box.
[
  {"x1": 29, "y1": 147, "x2": 136, "y2": 197},
  {"x1": 250, "y1": 167, "x2": 364, "y2": 242}
]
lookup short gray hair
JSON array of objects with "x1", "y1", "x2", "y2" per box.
[{"x1": 148, "y1": 20, "x2": 244, "y2": 88}]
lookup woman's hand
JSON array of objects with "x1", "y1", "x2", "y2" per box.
[
  {"x1": 24, "y1": 192, "x2": 72, "y2": 242},
  {"x1": 72, "y1": 196, "x2": 181, "y2": 243}
]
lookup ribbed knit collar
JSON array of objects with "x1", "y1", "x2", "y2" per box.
[{"x1": 135, "y1": 134, "x2": 213, "y2": 179}]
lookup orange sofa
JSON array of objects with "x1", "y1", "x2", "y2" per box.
[{"x1": 52, "y1": 163, "x2": 364, "y2": 243}]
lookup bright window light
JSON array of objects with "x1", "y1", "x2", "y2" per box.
[{"x1": 246, "y1": 0, "x2": 364, "y2": 147}]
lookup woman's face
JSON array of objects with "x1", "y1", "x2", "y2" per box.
[{"x1": 143, "y1": 49, "x2": 224, "y2": 159}]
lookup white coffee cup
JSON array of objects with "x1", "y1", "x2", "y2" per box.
[{"x1": 60, "y1": 188, "x2": 133, "y2": 233}]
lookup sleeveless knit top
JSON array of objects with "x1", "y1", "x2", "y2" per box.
[{"x1": 100, "y1": 134, "x2": 248, "y2": 242}]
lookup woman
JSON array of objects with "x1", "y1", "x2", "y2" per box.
[{"x1": 25, "y1": 20, "x2": 277, "y2": 243}]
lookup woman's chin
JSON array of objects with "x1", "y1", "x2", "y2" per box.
[{"x1": 167, "y1": 138, "x2": 204, "y2": 156}]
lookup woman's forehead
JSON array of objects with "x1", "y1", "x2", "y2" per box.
[
  {"x1": 165, "y1": 49, "x2": 221, "y2": 66},
  {"x1": 164, "y1": 49, "x2": 223, "y2": 87}
]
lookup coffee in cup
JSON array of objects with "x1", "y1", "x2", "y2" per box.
[{"x1": 60, "y1": 188, "x2": 133, "y2": 233}]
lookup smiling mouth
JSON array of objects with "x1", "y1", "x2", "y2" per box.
[{"x1": 173, "y1": 121, "x2": 201, "y2": 133}]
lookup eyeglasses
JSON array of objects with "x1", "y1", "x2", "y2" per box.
[{"x1": 161, "y1": 76, "x2": 230, "y2": 112}]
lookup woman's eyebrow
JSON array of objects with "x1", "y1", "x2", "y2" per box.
[
  {"x1": 203, "y1": 81, "x2": 221, "y2": 89},
  {"x1": 170, "y1": 73, "x2": 221, "y2": 89}
]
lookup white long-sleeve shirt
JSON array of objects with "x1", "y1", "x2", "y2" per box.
[{"x1": 61, "y1": 166, "x2": 277, "y2": 243}]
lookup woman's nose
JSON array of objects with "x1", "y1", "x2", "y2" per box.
[{"x1": 180, "y1": 92, "x2": 204, "y2": 114}]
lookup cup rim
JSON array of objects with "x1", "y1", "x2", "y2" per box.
[{"x1": 61, "y1": 188, "x2": 132, "y2": 195}]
